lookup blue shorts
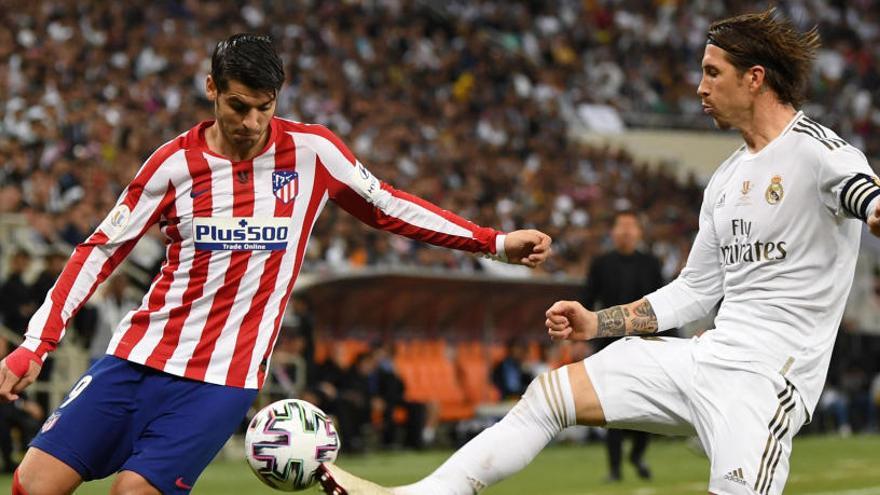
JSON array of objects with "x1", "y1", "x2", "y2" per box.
[{"x1": 31, "y1": 355, "x2": 257, "y2": 493}]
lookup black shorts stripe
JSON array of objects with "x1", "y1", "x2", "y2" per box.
[
  {"x1": 757, "y1": 437, "x2": 780, "y2": 493},
  {"x1": 754, "y1": 436, "x2": 775, "y2": 491},
  {"x1": 762, "y1": 416, "x2": 792, "y2": 494},
  {"x1": 755, "y1": 383, "x2": 796, "y2": 493}
]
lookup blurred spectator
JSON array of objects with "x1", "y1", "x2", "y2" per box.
[
  {"x1": 272, "y1": 298, "x2": 319, "y2": 401},
  {"x1": 270, "y1": 332, "x2": 310, "y2": 401},
  {"x1": 339, "y1": 351, "x2": 379, "y2": 453},
  {"x1": 581, "y1": 210, "x2": 664, "y2": 483},
  {"x1": 86, "y1": 273, "x2": 138, "y2": 364},
  {"x1": 0, "y1": 0, "x2": 728, "y2": 278},
  {"x1": 0, "y1": 250, "x2": 35, "y2": 333},
  {"x1": 492, "y1": 338, "x2": 532, "y2": 400},
  {"x1": 0, "y1": 338, "x2": 43, "y2": 472},
  {"x1": 371, "y1": 341, "x2": 432, "y2": 449},
  {"x1": 28, "y1": 246, "x2": 69, "y2": 412},
  {"x1": 31, "y1": 247, "x2": 69, "y2": 305},
  {"x1": 305, "y1": 348, "x2": 371, "y2": 453}
]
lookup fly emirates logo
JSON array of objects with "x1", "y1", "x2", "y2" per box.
[{"x1": 719, "y1": 218, "x2": 787, "y2": 265}]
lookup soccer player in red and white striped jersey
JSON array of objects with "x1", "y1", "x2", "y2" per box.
[{"x1": 6, "y1": 34, "x2": 551, "y2": 495}]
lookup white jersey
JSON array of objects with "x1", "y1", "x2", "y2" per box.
[{"x1": 647, "y1": 112, "x2": 879, "y2": 415}]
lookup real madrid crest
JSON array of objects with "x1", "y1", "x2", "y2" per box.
[{"x1": 765, "y1": 175, "x2": 784, "y2": 205}]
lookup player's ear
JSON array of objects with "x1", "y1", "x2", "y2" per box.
[
  {"x1": 747, "y1": 65, "x2": 766, "y2": 93},
  {"x1": 206, "y1": 75, "x2": 218, "y2": 102}
]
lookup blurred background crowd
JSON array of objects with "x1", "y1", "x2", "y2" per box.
[{"x1": 1, "y1": 0, "x2": 879, "y2": 467}]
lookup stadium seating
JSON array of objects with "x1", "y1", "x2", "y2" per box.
[{"x1": 316, "y1": 338, "x2": 572, "y2": 422}]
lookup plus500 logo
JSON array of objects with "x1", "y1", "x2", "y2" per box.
[{"x1": 193, "y1": 217, "x2": 290, "y2": 251}]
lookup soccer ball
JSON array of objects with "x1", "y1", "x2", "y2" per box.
[{"x1": 245, "y1": 399, "x2": 340, "y2": 491}]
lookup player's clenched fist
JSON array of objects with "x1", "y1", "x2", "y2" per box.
[
  {"x1": 504, "y1": 229, "x2": 552, "y2": 268},
  {"x1": 0, "y1": 347, "x2": 43, "y2": 402},
  {"x1": 545, "y1": 300, "x2": 597, "y2": 341},
  {"x1": 868, "y1": 200, "x2": 880, "y2": 238}
]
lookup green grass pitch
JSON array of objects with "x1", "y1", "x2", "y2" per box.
[{"x1": 3, "y1": 435, "x2": 878, "y2": 493}]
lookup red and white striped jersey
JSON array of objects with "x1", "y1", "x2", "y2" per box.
[{"x1": 24, "y1": 117, "x2": 504, "y2": 389}]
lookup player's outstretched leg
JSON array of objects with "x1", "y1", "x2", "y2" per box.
[
  {"x1": 318, "y1": 463, "x2": 392, "y2": 495},
  {"x1": 319, "y1": 366, "x2": 589, "y2": 495}
]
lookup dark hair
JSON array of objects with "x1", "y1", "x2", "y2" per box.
[
  {"x1": 612, "y1": 209, "x2": 640, "y2": 225},
  {"x1": 707, "y1": 8, "x2": 820, "y2": 108},
  {"x1": 211, "y1": 33, "x2": 284, "y2": 94}
]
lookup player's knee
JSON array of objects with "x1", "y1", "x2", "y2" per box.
[
  {"x1": 519, "y1": 368, "x2": 576, "y2": 431},
  {"x1": 110, "y1": 472, "x2": 162, "y2": 495},
  {"x1": 563, "y1": 362, "x2": 606, "y2": 425},
  {"x1": 12, "y1": 469, "x2": 27, "y2": 495},
  {"x1": 15, "y1": 449, "x2": 80, "y2": 495},
  {"x1": 13, "y1": 468, "x2": 64, "y2": 495}
]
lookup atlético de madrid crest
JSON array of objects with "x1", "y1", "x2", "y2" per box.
[{"x1": 272, "y1": 171, "x2": 299, "y2": 204}]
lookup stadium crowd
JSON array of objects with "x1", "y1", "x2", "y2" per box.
[{"x1": 0, "y1": 0, "x2": 879, "y2": 463}]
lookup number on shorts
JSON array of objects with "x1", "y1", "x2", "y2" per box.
[{"x1": 59, "y1": 375, "x2": 93, "y2": 409}]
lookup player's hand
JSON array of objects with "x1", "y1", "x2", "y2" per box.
[
  {"x1": 868, "y1": 201, "x2": 880, "y2": 237},
  {"x1": 504, "y1": 230, "x2": 552, "y2": 268},
  {"x1": 545, "y1": 300, "x2": 598, "y2": 341},
  {"x1": 0, "y1": 347, "x2": 43, "y2": 402}
]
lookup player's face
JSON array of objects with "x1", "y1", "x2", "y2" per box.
[
  {"x1": 611, "y1": 214, "x2": 642, "y2": 254},
  {"x1": 697, "y1": 44, "x2": 753, "y2": 131},
  {"x1": 206, "y1": 77, "x2": 276, "y2": 152}
]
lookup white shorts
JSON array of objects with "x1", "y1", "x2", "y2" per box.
[{"x1": 585, "y1": 336, "x2": 808, "y2": 495}]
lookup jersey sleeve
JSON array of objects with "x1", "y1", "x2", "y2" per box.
[
  {"x1": 302, "y1": 125, "x2": 503, "y2": 255},
  {"x1": 645, "y1": 182, "x2": 725, "y2": 331},
  {"x1": 22, "y1": 145, "x2": 179, "y2": 359},
  {"x1": 816, "y1": 144, "x2": 880, "y2": 221}
]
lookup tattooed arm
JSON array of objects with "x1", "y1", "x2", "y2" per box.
[
  {"x1": 595, "y1": 299, "x2": 658, "y2": 338},
  {"x1": 545, "y1": 298, "x2": 658, "y2": 341}
]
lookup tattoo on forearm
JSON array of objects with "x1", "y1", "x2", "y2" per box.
[
  {"x1": 595, "y1": 299, "x2": 658, "y2": 337},
  {"x1": 596, "y1": 306, "x2": 628, "y2": 337},
  {"x1": 631, "y1": 300, "x2": 658, "y2": 333}
]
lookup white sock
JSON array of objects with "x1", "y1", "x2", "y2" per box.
[{"x1": 393, "y1": 368, "x2": 577, "y2": 495}]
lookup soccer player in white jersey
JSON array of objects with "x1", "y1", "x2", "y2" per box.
[
  {"x1": 318, "y1": 9, "x2": 880, "y2": 495},
  {"x1": 3, "y1": 34, "x2": 551, "y2": 495}
]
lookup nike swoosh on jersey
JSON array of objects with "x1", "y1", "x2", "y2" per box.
[{"x1": 175, "y1": 477, "x2": 192, "y2": 489}]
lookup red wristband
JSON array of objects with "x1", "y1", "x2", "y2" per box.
[{"x1": 5, "y1": 347, "x2": 43, "y2": 378}]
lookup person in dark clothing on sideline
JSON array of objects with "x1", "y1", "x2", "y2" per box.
[
  {"x1": 491, "y1": 338, "x2": 532, "y2": 400},
  {"x1": 0, "y1": 250, "x2": 35, "y2": 334},
  {"x1": 582, "y1": 210, "x2": 665, "y2": 483},
  {"x1": 371, "y1": 341, "x2": 429, "y2": 449}
]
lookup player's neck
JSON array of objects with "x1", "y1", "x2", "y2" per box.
[
  {"x1": 738, "y1": 99, "x2": 797, "y2": 154},
  {"x1": 205, "y1": 123, "x2": 270, "y2": 162}
]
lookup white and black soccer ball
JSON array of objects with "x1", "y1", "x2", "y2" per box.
[{"x1": 245, "y1": 399, "x2": 340, "y2": 491}]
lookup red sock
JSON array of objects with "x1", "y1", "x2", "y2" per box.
[{"x1": 12, "y1": 469, "x2": 28, "y2": 495}]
